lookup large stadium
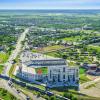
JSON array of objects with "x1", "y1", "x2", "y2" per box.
[{"x1": 14, "y1": 51, "x2": 79, "y2": 88}]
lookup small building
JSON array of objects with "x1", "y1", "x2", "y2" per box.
[
  {"x1": 95, "y1": 67, "x2": 100, "y2": 75},
  {"x1": 82, "y1": 63, "x2": 97, "y2": 70},
  {"x1": 82, "y1": 63, "x2": 100, "y2": 76},
  {"x1": 0, "y1": 46, "x2": 5, "y2": 51},
  {"x1": 87, "y1": 67, "x2": 100, "y2": 76}
]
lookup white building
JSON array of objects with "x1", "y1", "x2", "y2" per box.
[{"x1": 14, "y1": 51, "x2": 79, "y2": 88}]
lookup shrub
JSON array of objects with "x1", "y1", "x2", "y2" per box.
[
  {"x1": 44, "y1": 95, "x2": 49, "y2": 100},
  {"x1": 72, "y1": 96, "x2": 78, "y2": 100},
  {"x1": 50, "y1": 96, "x2": 56, "y2": 100}
]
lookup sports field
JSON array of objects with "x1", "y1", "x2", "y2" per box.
[{"x1": 33, "y1": 45, "x2": 66, "y2": 53}]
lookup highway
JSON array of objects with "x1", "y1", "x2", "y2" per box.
[
  {"x1": 80, "y1": 77, "x2": 100, "y2": 89},
  {"x1": 0, "y1": 27, "x2": 69, "y2": 100},
  {"x1": 2, "y1": 28, "x2": 29, "y2": 76},
  {"x1": 0, "y1": 79, "x2": 26, "y2": 100},
  {"x1": 1, "y1": 28, "x2": 30, "y2": 100},
  {"x1": 1, "y1": 27, "x2": 46, "y2": 100}
]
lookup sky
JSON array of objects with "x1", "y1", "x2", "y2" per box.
[{"x1": 0, "y1": 0, "x2": 100, "y2": 9}]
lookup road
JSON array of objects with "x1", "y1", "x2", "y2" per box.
[
  {"x1": 1, "y1": 27, "x2": 46, "y2": 100},
  {"x1": 80, "y1": 77, "x2": 100, "y2": 89},
  {"x1": 1, "y1": 28, "x2": 30, "y2": 100},
  {"x1": 0, "y1": 27, "x2": 69, "y2": 100},
  {"x1": 80, "y1": 77, "x2": 100, "y2": 97},
  {"x1": 2, "y1": 28, "x2": 29, "y2": 76},
  {"x1": 19, "y1": 88, "x2": 45, "y2": 100},
  {"x1": 0, "y1": 79, "x2": 26, "y2": 100}
]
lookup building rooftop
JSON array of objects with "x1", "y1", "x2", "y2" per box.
[
  {"x1": 23, "y1": 59, "x2": 67, "y2": 68},
  {"x1": 87, "y1": 64, "x2": 97, "y2": 67},
  {"x1": 20, "y1": 51, "x2": 67, "y2": 68},
  {"x1": 22, "y1": 64, "x2": 36, "y2": 75},
  {"x1": 20, "y1": 51, "x2": 61, "y2": 63}
]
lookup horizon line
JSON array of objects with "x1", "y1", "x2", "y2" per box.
[{"x1": 0, "y1": 9, "x2": 100, "y2": 10}]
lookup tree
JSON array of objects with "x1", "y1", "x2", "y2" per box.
[
  {"x1": 63, "y1": 92, "x2": 74, "y2": 99},
  {"x1": 72, "y1": 96, "x2": 77, "y2": 100},
  {"x1": 44, "y1": 95, "x2": 49, "y2": 100},
  {"x1": 1, "y1": 89, "x2": 7, "y2": 96},
  {"x1": 50, "y1": 96, "x2": 56, "y2": 100},
  {"x1": 62, "y1": 55, "x2": 67, "y2": 59}
]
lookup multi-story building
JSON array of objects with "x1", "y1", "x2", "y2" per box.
[{"x1": 14, "y1": 51, "x2": 79, "y2": 88}]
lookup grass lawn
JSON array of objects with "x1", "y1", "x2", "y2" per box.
[
  {"x1": 45, "y1": 52, "x2": 60, "y2": 57},
  {"x1": 9, "y1": 64, "x2": 17, "y2": 77},
  {"x1": 79, "y1": 67, "x2": 86, "y2": 74},
  {"x1": 0, "y1": 88, "x2": 17, "y2": 100},
  {"x1": 62, "y1": 36, "x2": 81, "y2": 42},
  {"x1": 84, "y1": 83, "x2": 96, "y2": 89},
  {"x1": 32, "y1": 49, "x2": 38, "y2": 53},
  {"x1": 0, "y1": 65, "x2": 4, "y2": 74},
  {"x1": 79, "y1": 67, "x2": 91, "y2": 84},
  {"x1": 34, "y1": 45, "x2": 65, "y2": 53},
  {"x1": 35, "y1": 67, "x2": 48, "y2": 75},
  {"x1": 0, "y1": 53, "x2": 9, "y2": 63},
  {"x1": 80, "y1": 74, "x2": 91, "y2": 84},
  {"x1": 88, "y1": 45, "x2": 100, "y2": 52}
]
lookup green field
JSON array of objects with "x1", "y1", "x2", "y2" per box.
[
  {"x1": 0, "y1": 65, "x2": 4, "y2": 74},
  {"x1": 79, "y1": 67, "x2": 91, "y2": 84},
  {"x1": 0, "y1": 53, "x2": 9, "y2": 63},
  {"x1": 45, "y1": 51, "x2": 60, "y2": 58},
  {"x1": 0, "y1": 88, "x2": 17, "y2": 100},
  {"x1": 79, "y1": 67, "x2": 86, "y2": 74},
  {"x1": 88, "y1": 45, "x2": 100, "y2": 52},
  {"x1": 62, "y1": 36, "x2": 81, "y2": 42},
  {"x1": 32, "y1": 45, "x2": 65, "y2": 53},
  {"x1": 35, "y1": 67, "x2": 48, "y2": 75}
]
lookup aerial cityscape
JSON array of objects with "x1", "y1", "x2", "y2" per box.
[{"x1": 0, "y1": 0, "x2": 100, "y2": 100}]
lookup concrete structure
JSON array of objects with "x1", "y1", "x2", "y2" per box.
[
  {"x1": 14, "y1": 51, "x2": 79, "y2": 88},
  {"x1": 82, "y1": 63, "x2": 97, "y2": 69}
]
